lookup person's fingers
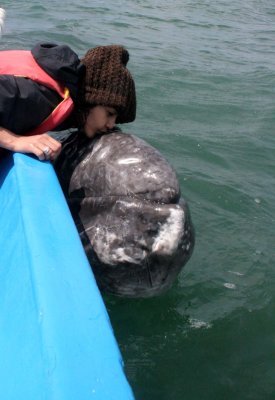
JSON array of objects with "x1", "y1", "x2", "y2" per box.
[
  {"x1": 44, "y1": 134, "x2": 62, "y2": 151},
  {"x1": 41, "y1": 140, "x2": 62, "y2": 160},
  {"x1": 12, "y1": 134, "x2": 62, "y2": 161},
  {"x1": 30, "y1": 135, "x2": 62, "y2": 161},
  {"x1": 29, "y1": 143, "x2": 48, "y2": 160},
  {"x1": 30, "y1": 142, "x2": 52, "y2": 161}
]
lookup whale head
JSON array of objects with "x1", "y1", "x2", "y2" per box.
[{"x1": 56, "y1": 132, "x2": 195, "y2": 297}]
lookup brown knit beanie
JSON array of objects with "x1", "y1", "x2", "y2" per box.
[{"x1": 79, "y1": 45, "x2": 136, "y2": 124}]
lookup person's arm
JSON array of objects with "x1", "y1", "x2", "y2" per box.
[
  {"x1": 0, "y1": 127, "x2": 61, "y2": 161},
  {"x1": 0, "y1": 76, "x2": 62, "y2": 161}
]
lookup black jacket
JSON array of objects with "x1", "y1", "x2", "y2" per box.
[{"x1": 0, "y1": 42, "x2": 84, "y2": 134}]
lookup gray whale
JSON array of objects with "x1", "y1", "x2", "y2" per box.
[{"x1": 56, "y1": 132, "x2": 195, "y2": 297}]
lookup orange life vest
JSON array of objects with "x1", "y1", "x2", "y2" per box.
[{"x1": 0, "y1": 50, "x2": 74, "y2": 135}]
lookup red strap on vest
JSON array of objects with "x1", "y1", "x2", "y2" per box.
[
  {"x1": 27, "y1": 88, "x2": 74, "y2": 136},
  {"x1": 0, "y1": 50, "x2": 74, "y2": 135}
]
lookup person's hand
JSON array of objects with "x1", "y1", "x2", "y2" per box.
[{"x1": 11, "y1": 133, "x2": 62, "y2": 161}]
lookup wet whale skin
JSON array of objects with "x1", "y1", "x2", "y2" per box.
[{"x1": 58, "y1": 132, "x2": 195, "y2": 297}]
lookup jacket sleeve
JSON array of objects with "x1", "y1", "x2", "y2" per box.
[
  {"x1": 0, "y1": 76, "x2": 17, "y2": 129},
  {"x1": 0, "y1": 75, "x2": 61, "y2": 134}
]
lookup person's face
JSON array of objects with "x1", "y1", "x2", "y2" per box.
[{"x1": 84, "y1": 105, "x2": 118, "y2": 138}]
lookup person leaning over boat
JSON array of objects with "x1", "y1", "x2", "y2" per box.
[{"x1": 0, "y1": 42, "x2": 136, "y2": 161}]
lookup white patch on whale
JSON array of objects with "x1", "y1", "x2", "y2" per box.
[
  {"x1": 92, "y1": 228, "x2": 147, "y2": 265},
  {"x1": 96, "y1": 146, "x2": 111, "y2": 161},
  {"x1": 152, "y1": 207, "x2": 184, "y2": 255},
  {"x1": 144, "y1": 169, "x2": 158, "y2": 180},
  {"x1": 111, "y1": 248, "x2": 145, "y2": 264},
  {"x1": 117, "y1": 157, "x2": 141, "y2": 165},
  {"x1": 92, "y1": 230, "x2": 117, "y2": 265}
]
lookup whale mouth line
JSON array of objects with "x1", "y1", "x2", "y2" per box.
[{"x1": 69, "y1": 193, "x2": 180, "y2": 206}]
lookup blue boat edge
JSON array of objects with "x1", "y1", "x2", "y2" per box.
[{"x1": 0, "y1": 152, "x2": 134, "y2": 400}]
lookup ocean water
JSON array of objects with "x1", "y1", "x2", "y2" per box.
[{"x1": 2, "y1": 1, "x2": 275, "y2": 399}]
